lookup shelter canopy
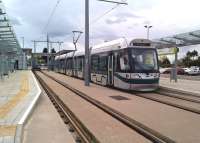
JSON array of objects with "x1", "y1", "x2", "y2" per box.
[
  {"x1": 0, "y1": 0, "x2": 21, "y2": 54},
  {"x1": 153, "y1": 30, "x2": 200, "y2": 49}
]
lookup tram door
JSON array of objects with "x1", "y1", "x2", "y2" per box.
[{"x1": 108, "y1": 54, "x2": 114, "y2": 86}]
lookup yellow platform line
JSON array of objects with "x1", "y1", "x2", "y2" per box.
[
  {"x1": 0, "y1": 73, "x2": 29, "y2": 119},
  {"x1": 0, "y1": 125, "x2": 16, "y2": 137}
]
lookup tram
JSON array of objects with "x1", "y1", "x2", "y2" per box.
[{"x1": 54, "y1": 38, "x2": 160, "y2": 91}]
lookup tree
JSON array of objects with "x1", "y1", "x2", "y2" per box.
[
  {"x1": 197, "y1": 57, "x2": 200, "y2": 67},
  {"x1": 159, "y1": 56, "x2": 171, "y2": 68},
  {"x1": 187, "y1": 50, "x2": 198, "y2": 61},
  {"x1": 42, "y1": 48, "x2": 48, "y2": 53},
  {"x1": 42, "y1": 48, "x2": 48, "y2": 63},
  {"x1": 181, "y1": 50, "x2": 199, "y2": 67},
  {"x1": 51, "y1": 48, "x2": 56, "y2": 53},
  {"x1": 182, "y1": 56, "x2": 191, "y2": 67}
]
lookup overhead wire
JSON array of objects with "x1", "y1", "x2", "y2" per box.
[
  {"x1": 79, "y1": 4, "x2": 121, "y2": 32},
  {"x1": 40, "y1": 1, "x2": 123, "y2": 45},
  {"x1": 90, "y1": 4, "x2": 120, "y2": 26},
  {"x1": 89, "y1": 4, "x2": 121, "y2": 44},
  {"x1": 42, "y1": 0, "x2": 62, "y2": 34}
]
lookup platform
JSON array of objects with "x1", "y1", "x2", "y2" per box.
[
  {"x1": 160, "y1": 77, "x2": 200, "y2": 96},
  {"x1": 22, "y1": 89, "x2": 75, "y2": 143},
  {"x1": 0, "y1": 71, "x2": 41, "y2": 143}
]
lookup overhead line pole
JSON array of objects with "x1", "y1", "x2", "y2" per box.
[
  {"x1": 85, "y1": 0, "x2": 90, "y2": 86},
  {"x1": 32, "y1": 37, "x2": 63, "y2": 70},
  {"x1": 47, "y1": 34, "x2": 50, "y2": 69},
  {"x1": 84, "y1": 0, "x2": 128, "y2": 86},
  {"x1": 73, "y1": 30, "x2": 83, "y2": 51}
]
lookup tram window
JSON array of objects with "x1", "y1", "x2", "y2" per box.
[
  {"x1": 66, "y1": 59, "x2": 72, "y2": 69},
  {"x1": 77, "y1": 57, "x2": 82, "y2": 71},
  {"x1": 99, "y1": 56, "x2": 107, "y2": 73},
  {"x1": 91, "y1": 55, "x2": 99, "y2": 72},
  {"x1": 132, "y1": 49, "x2": 158, "y2": 71},
  {"x1": 66, "y1": 60, "x2": 68, "y2": 69},
  {"x1": 119, "y1": 53, "x2": 130, "y2": 71},
  {"x1": 73, "y1": 58, "x2": 77, "y2": 70}
]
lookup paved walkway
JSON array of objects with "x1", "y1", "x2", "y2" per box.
[
  {"x1": 23, "y1": 89, "x2": 75, "y2": 143},
  {"x1": 161, "y1": 74, "x2": 200, "y2": 81},
  {"x1": 160, "y1": 77, "x2": 200, "y2": 95},
  {"x1": 0, "y1": 71, "x2": 41, "y2": 143}
]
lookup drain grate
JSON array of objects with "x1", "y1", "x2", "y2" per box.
[{"x1": 109, "y1": 95, "x2": 130, "y2": 101}]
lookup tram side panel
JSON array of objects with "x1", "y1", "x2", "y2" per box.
[
  {"x1": 91, "y1": 54, "x2": 108, "y2": 86},
  {"x1": 66, "y1": 58, "x2": 73, "y2": 76},
  {"x1": 76, "y1": 56, "x2": 84, "y2": 79},
  {"x1": 112, "y1": 50, "x2": 131, "y2": 90}
]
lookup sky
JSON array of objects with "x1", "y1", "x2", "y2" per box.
[{"x1": 3, "y1": 0, "x2": 200, "y2": 58}]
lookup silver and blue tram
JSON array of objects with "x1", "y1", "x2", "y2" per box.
[{"x1": 54, "y1": 38, "x2": 159, "y2": 91}]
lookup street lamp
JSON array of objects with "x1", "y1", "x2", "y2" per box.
[{"x1": 144, "y1": 25, "x2": 152, "y2": 39}]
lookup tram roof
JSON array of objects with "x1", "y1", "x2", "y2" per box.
[
  {"x1": 153, "y1": 30, "x2": 200, "y2": 49},
  {"x1": 0, "y1": 1, "x2": 21, "y2": 55},
  {"x1": 55, "y1": 49, "x2": 75, "y2": 56}
]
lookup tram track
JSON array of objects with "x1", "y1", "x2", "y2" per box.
[
  {"x1": 34, "y1": 70, "x2": 99, "y2": 143},
  {"x1": 133, "y1": 85, "x2": 200, "y2": 115},
  {"x1": 36, "y1": 70, "x2": 175, "y2": 143},
  {"x1": 44, "y1": 71, "x2": 200, "y2": 115},
  {"x1": 157, "y1": 87, "x2": 200, "y2": 104},
  {"x1": 134, "y1": 92, "x2": 200, "y2": 115}
]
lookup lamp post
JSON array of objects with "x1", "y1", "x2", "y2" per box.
[{"x1": 144, "y1": 25, "x2": 152, "y2": 39}]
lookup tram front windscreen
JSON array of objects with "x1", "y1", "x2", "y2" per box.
[{"x1": 132, "y1": 48, "x2": 159, "y2": 73}]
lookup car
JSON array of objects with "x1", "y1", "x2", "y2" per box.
[
  {"x1": 177, "y1": 68, "x2": 185, "y2": 75},
  {"x1": 183, "y1": 68, "x2": 191, "y2": 74},
  {"x1": 162, "y1": 67, "x2": 185, "y2": 75},
  {"x1": 159, "y1": 68, "x2": 169, "y2": 74},
  {"x1": 162, "y1": 68, "x2": 171, "y2": 74},
  {"x1": 187, "y1": 66, "x2": 200, "y2": 75}
]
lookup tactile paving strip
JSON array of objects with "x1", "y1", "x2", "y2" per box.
[
  {"x1": 0, "y1": 125, "x2": 16, "y2": 137},
  {"x1": 0, "y1": 74, "x2": 29, "y2": 119}
]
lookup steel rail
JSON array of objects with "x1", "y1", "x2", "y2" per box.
[
  {"x1": 135, "y1": 92, "x2": 200, "y2": 115},
  {"x1": 54, "y1": 70, "x2": 200, "y2": 115},
  {"x1": 156, "y1": 90, "x2": 200, "y2": 104},
  {"x1": 158, "y1": 86, "x2": 200, "y2": 100},
  {"x1": 34, "y1": 71, "x2": 100, "y2": 143},
  {"x1": 40, "y1": 70, "x2": 175, "y2": 143}
]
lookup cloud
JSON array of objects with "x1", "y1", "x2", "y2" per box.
[
  {"x1": 4, "y1": 0, "x2": 200, "y2": 56},
  {"x1": 105, "y1": 12, "x2": 141, "y2": 24},
  {"x1": 143, "y1": 20, "x2": 151, "y2": 25},
  {"x1": 63, "y1": 42, "x2": 84, "y2": 51},
  {"x1": 10, "y1": 16, "x2": 21, "y2": 26},
  {"x1": 46, "y1": 19, "x2": 75, "y2": 38},
  {"x1": 106, "y1": 18, "x2": 126, "y2": 24}
]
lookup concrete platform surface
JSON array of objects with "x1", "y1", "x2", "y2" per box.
[
  {"x1": 160, "y1": 77, "x2": 200, "y2": 95},
  {"x1": 23, "y1": 90, "x2": 75, "y2": 143},
  {"x1": 0, "y1": 71, "x2": 41, "y2": 143}
]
